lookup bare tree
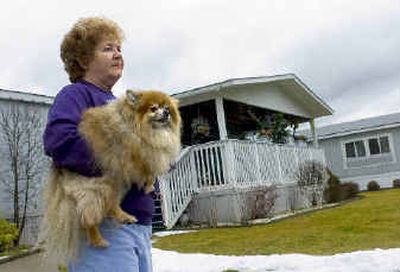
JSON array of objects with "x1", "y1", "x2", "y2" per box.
[
  {"x1": 296, "y1": 160, "x2": 327, "y2": 207},
  {"x1": 0, "y1": 102, "x2": 46, "y2": 244}
]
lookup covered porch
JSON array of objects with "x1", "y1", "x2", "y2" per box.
[
  {"x1": 176, "y1": 74, "x2": 332, "y2": 147},
  {"x1": 160, "y1": 74, "x2": 333, "y2": 228}
]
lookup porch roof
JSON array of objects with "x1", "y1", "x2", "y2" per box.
[{"x1": 172, "y1": 74, "x2": 334, "y2": 119}]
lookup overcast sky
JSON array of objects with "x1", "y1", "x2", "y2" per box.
[{"x1": 1, "y1": 0, "x2": 400, "y2": 126}]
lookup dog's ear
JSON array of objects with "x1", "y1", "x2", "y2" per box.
[
  {"x1": 171, "y1": 98, "x2": 179, "y2": 107},
  {"x1": 126, "y1": 89, "x2": 141, "y2": 106}
]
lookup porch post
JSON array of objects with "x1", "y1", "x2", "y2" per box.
[
  {"x1": 309, "y1": 118, "x2": 319, "y2": 148},
  {"x1": 215, "y1": 96, "x2": 228, "y2": 140},
  {"x1": 215, "y1": 96, "x2": 235, "y2": 185}
]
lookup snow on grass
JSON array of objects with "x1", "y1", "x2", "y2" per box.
[
  {"x1": 152, "y1": 247, "x2": 400, "y2": 272},
  {"x1": 152, "y1": 230, "x2": 197, "y2": 237}
]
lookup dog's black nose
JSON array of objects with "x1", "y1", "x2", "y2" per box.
[{"x1": 162, "y1": 110, "x2": 170, "y2": 119}]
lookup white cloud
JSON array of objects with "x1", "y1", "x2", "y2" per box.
[{"x1": 1, "y1": 0, "x2": 400, "y2": 123}]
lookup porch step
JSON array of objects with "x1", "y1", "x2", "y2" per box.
[{"x1": 152, "y1": 193, "x2": 165, "y2": 232}]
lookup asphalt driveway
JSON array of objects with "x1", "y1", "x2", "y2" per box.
[{"x1": 0, "y1": 251, "x2": 58, "y2": 272}]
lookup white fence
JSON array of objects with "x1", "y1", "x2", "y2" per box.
[{"x1": 159, "y1": 139, "x2": 326, "y2": 228}]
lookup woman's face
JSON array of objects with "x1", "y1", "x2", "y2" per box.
[{"x1": 84, "y1": 38, "x2": 124, "y2": 90}]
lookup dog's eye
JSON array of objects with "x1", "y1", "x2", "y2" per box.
[{"x1": 150, "y1": 106, "x2": 158, "y2": 112}]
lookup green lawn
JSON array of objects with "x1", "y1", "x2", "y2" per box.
[{"x1": 153, "y1": 189, "x2": 400, "y2": 255}]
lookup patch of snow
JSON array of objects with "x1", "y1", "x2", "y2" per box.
[
  {"x1": 152, "y1": 248, "x2": 400, "y2": 272},
  {"x1": 152, "y1": 230, "x2": 197, "y2": 237}
]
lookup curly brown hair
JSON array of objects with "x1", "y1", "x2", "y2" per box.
[{"x1": 60, "y1": 17, "x2": 124, "y2": 83}]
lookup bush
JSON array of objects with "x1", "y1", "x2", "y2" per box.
[
  {"x1": 393, "y1": 179, "x2": 400, "y2": 188},
  {"x1": 324, "y1": 169, "x2": 341, "y2": 203},
  {"x1": 0, "y1": 219, "x2": 18, "y2": 252},
  {"x1": 324, "y1": 169, "x2": 359, "y2": 203},
  {"x1": 338, "y1": 182, "x2": 359, "y2": 200},
  {"x1": 367, "y1": 180, "x2": 380, "y2": 191}
]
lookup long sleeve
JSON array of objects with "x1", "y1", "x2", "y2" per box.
[
  {"x1": 44, "y1": 81, "x2": 154, "y2": 225},
  {"x1": 43, "y1": 86, "x2": 100, "y2": 177}
]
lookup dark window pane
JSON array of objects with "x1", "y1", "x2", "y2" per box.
[
  {"x1": 369, "y1": 138, "x2": 380, "y2": 155},
  {"x1": 345, "y1": 142, "x2": 356, "y2": 158},
  {"x1": 380, "y1": 136, "x2": 390, "y2": 153},
  {"x1": 355, "y1": 140, "x2": 366, "y2": 157}
]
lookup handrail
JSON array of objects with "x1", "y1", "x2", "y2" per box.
[{"x1": 159, "y1": 139, "x2": 326, "y2": 229}]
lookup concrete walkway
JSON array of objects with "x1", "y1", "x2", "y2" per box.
[{"x1": 0, "y1": 251, "x2": 58, "y2": 272}]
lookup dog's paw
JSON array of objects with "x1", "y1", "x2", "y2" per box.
[
  {"x1": 91, "y1": 239, "x2": 109, "y2": 248},
  {"x1": 144, "y1": 185, "x2": 155, "y2": 194},
  {"x1": 123, "y1": 215, "x2": 137, "y2": 225},
  {"x1": 115, "y1": 212, "x2": 137, "y2": 224}
]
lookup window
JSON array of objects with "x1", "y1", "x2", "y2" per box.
[
  {"x1": 380, "y1": 136, "x2": 390, "y2": 153},
  {"x1": 355, "y1": 140, "x2": 366, "y2": 156},
  {"x1": 345, "y1": 135, "x2": 391, "y2": 159},
  {"x1": 345, "y1": 142, "x2": 355, "y2": 158},
  {"x1": 345, "y1": 140, "x2": 366, "y2": 158},
  {"x1": 368, "y1": 138, "x2": 380, "y2": 155},
  {"x1": 368, "y1": 136, "x2": 390, "y2": 155}
]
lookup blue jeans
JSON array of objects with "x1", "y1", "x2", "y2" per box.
[{"x1": 68, "y1": 220, "x2": 152, "y2": 272}]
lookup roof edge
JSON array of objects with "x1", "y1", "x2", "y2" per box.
[
  {"x1": 291, "y1": 75, "x2": 334, "y2": 115},
  {"x1": 171, "y1": 73, "x2": 297, "y2": 99},
  {"x1": 0, "y1": 89, "x2": 54, "y2": 105},
  {"x1": 317, "y1": 123, "x2": 400, "y2": 140}
]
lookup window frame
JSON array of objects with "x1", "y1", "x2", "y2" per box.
[{"x1": 341, "y1": 133, "x2": 395, "y2": 169}]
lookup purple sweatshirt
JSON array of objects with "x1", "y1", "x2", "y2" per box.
[{"x1": 43, "y1": 80, "x2": 154, "y2": 225}]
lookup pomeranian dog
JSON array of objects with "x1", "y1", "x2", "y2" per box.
[{"x1": 40, "y1": 90, "x2": 181, "y2": 263}]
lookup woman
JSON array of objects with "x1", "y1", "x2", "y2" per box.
[{"x1": 43, "y1": 17, "x2": 153, "y2": 272}]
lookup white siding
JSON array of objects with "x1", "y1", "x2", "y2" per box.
[
  {"x1": 320, "y1": 127, "x2": 400, "y2": 189},
  {"x1": 223, "y1": 84, "x2": 312, "y2": 118}
]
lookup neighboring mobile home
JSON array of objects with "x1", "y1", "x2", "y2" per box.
[{"x1": 302, "y1": 112, "x2": 400, "y2": 190}]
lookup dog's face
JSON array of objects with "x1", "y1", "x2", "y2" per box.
[{"x1": 126, "y1": 89, "x2": 180, "y2": 131}]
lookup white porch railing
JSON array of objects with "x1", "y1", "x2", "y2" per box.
[{"x1": 159, "y1": 139, "x2": 326, "y2": 229}]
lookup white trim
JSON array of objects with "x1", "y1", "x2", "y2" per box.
[
  {"x1": 0, "y1": 89, "x2": 53, "y2": 105},
  {"x1": 318, "y1": 123, "x2": 400, "y2": 140},
  {"x1": 172, "y1": 74, "x2": 333, "y2": 117},
  {"x1": 291, "y1": 76, "x2": 334, "y2": 115},
  {"x1": 309, "y1": 118, "x2": 318, "y2": 148},
  {"x1": 215, "y1": 96, "x2": 228, "y2": 140},
  {"x1": 341, "y1": 133, "x2": 396, "y2": 170},
  {"x1": 389, "y1": 132, "x2": 398, "y2": 165},
  {"x1": 173, "y1": 74, "x2": 295, "y2": 99}
]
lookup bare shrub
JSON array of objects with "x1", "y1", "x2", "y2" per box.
[
  {"x1": 296, "y1": 160, "x2": 326, "y2": 207},
  {"x1": 244, "y1": 186, "x2": 278, "y2": 220}
]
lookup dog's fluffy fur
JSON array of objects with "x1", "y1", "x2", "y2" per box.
[{"x1": 40, "y1": 90, "x2": 181, "y2": 263}]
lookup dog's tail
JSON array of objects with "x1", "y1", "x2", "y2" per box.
[{"x1": 39, "y1": 166, "x2": 81, "y2": 264}]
